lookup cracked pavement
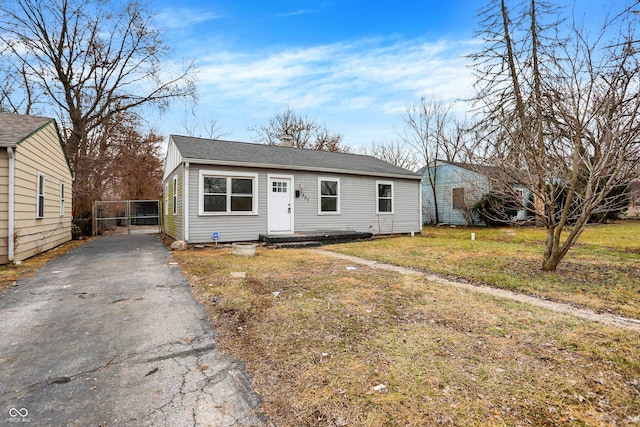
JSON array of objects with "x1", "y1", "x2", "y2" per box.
[{"x1": 0, "y1": 234, "x2": 268, "y2": 426}]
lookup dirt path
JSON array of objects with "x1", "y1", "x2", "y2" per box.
[{"x1": 314, "y1": 249, "x2": 640, "y2": 332}]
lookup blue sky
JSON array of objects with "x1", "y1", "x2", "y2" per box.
[{"x1": 147, "y1": 1, "x2": 625, "y2": 150}]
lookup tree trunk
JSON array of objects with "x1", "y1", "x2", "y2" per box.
[
  {"x1": 428, "y1": 163, "x2": 440, "y2": 224},
  {"x1": 541, "y1": 226, "x2": 564, "y2": 271},
  {"x1": 432, "y1": 186, "x2": 440, "y2": 224},
  {"x1": 541, "y1": 250, "x2": 563, "y2": 272}
]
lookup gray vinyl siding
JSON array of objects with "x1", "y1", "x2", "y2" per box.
[
  {"x1": 294, "y1": 172, "x2": 420, "y2": 235},
  {"x1": 187, "y1": 165, "x2": 267, "y2": 243},
  {"x1": 186, "y1": 164, "x2": 421, "y2": 243}
]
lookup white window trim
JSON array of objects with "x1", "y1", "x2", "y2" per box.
[
  {"x1": 173, "y1": 176, "x2": 178, "y2": 215},
  {"x1": 318, "y1": 177, "x2": 341, "y2": 215},
  {"x1": 59, "y1": 181, "x2": 65, "y2": 217},
  {"x1": 376, "y1": 180, "x2": 394, "y2": 214},
  {"x1": 198, "y1": 170, "x2": 259, "y2": 216},
  {"x1": 36, "y1": 172, "x2": 45, "y2": 219}
]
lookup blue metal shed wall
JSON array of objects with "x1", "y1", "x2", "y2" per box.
[{"x1": 422, "y1": 163, "x2": 490, "y2": 226}]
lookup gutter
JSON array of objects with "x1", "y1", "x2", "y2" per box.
[
  {"x1": 184, "y1": 162, "x2": 189, "y2": 242},
  {"x1": 182, "y1": 158, "x2": 423, "y2": 181},
  {"x1": 7, "y1": 147, "x2": 14, "y2": 262}
]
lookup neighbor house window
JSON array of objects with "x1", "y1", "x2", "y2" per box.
[
  {"x1": 318, "y1": 178, "x2": 340, "y2": 214},
  {"x1": 172, "y1": 176, "x2": 178, "y2": 215},
  {"x1": 37, "y1": 172, "x2": 45, "y2": 218},
  {"x1": 59, "y1": 181, "x2": 65, "y2": 217},
  {"x1": 199, "y1": 171, "x2": 258, "y2": 215},
  {"x1": 452, "y1": 187, "x2": 465, "y2": 210},
  {"x1": 377, "y1": 181, "x2": 394, "y2": 214}
]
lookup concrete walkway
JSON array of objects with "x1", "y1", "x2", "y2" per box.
[
  {"x1": 315, "y1": 249, "x2": 640, "y2": 332},
  {"x1": 0, "y1": 234, "x2": 268, "y2": 426}
]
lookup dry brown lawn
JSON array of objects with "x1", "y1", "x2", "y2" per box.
[{"x1": 173, "y1": 241, "x2": 640, "y2": 427}]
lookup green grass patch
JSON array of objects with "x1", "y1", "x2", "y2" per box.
[{"x1": 327, "y1": 222, "x2": 640, "y2": 319}]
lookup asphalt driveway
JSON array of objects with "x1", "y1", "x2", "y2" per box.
[{"x1": 0, "y1": 234, "x2": 267, "y2": 426}]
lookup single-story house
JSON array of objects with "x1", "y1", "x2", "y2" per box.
[
  {"x1": 420, "y1": 160, "x2": 530, "y2": 226},
  {"x1": 0, "y1": 112, "x2": 74, "y2": 264},
  {"x1": 162, "y1": 135, "x2": 423, "y2": 243}
]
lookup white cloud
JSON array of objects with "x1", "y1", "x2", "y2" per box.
[
  {"x1": 275, "y1": 9, "x2": 317, "y2": 18},
  {"x1": 154, "y1": 7, "x2": 221, "y2": 30},
  {"x1": 195, "y1": 36, "x2": 474, "y2": 110},
  {"x1": 159, "y1": 35, "x2": 478, "y2": 147}
]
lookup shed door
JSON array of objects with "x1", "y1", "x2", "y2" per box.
[{"x1": 268, "y1": 176, "x2": 293, "y2": 234}]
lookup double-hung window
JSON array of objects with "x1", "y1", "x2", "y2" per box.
[
  {"x1": 377, "y1": 181, "x2": 394, "y2": 214},
  {"x1": 172, "y1": 177, "x2": 178, "y2": 215},
  {"x1": 36, "y1": 172, "x2": 45, "y2": 218},
  {"x1": 200, "y1": 171, "x2": 257, "y2": 215},
  {"x1": 318, "y1": 178, "x2": 340, "y2": 214}
]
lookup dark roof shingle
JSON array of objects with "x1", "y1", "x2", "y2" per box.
[{"x1": 171, "y1": 135, "x2": 421, "y2": 179}]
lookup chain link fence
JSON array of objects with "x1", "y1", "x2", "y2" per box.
[{"x1": 93, "y1": 200, "x2": 160, "y2": 235}]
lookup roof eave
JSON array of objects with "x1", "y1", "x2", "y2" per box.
[{"x1": 183, "y1": 158, "x2": 422, "y2": 180}]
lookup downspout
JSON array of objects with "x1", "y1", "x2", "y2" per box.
[
  {"x1": 184, "y1": 163, "x2": 189, "y2": 242},
  {"x1": 418, "y1": 177, "x2": 423, "y2": 232},
  {"x1": 7, "y1": 147, "x2": 15, "y2": 262}
]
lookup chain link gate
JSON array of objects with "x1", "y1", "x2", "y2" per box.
[{"x1": 92, "y1": 200, "x2": 161, "y2": 235}]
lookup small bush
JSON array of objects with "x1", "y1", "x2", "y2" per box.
[{"x1": 472, "y1": 192, "x2": 520, "y2": 226}]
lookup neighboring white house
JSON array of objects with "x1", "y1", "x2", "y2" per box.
[
  {"x1": 0, "y1": 112, "x2": 74, "y2": 264},
  {"x1": 162, "y1": 135, "x2": 423, "y2": 243},
  {"x1": 420, "y1": 160, "x2": 530, "y2": 226}
]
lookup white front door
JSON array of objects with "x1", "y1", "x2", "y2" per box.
[{"x1": 268, "y1": 176, "x2": 293, "y2": 233}]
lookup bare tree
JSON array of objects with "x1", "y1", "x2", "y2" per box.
[
  {"x1": 183, "y1": 115, "x2": 230, "y2": 140},
  {"x1": 399, "y1": 97, "x2": 471, "y2": 223},
  {"x1": 360, "y1": 140, "x2": 418, "y2": 171},
  {"x1": 0, "y1": 61, "x2": 39, "y2": 114},
  {"x1": 249, "y1": 108, "x2": 348, "y2": 152},
  {"x1": 0, "y1": 0, "x2": 197, "y2": 219},
  {"x1": 470, "y1": 0, "x2": 640, "y2": 271}
]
